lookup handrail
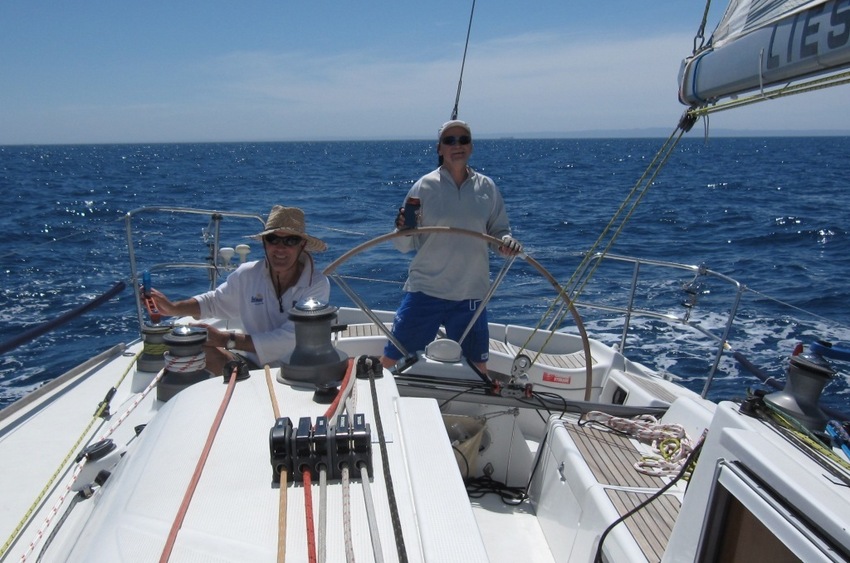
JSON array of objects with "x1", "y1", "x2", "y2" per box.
[
  {"x1": 0, "y1": 281, "x2": 126, "y2": 356},
  {"x1": 571, "y1": 253, "x2": 745, "y2": 396},
  {"x1": 124, "y1": 207, "x2": 265, "y2": 332}
]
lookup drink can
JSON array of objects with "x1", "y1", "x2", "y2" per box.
[{"x1": 402, "y1": 197, "x2": 420, "y2": 229}]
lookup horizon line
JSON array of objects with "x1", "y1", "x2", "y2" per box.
[{"x1": 3, "y1": 128, "x2": 850, "y2": 147}]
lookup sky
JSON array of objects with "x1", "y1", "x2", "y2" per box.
[{"x1": 2, "y1": 0, "x2": 849, "y2": 145}]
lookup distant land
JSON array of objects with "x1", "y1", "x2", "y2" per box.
[
  {"x1": 295, "y1": 128, "x2": 850, "y2": 142},
  {"x1": 3, "y1": 128, "x2": 850, "y2": 146},
  {"x1": 231, "y1": 128, "x2": 850, "y2": 144},
  {"x1": 480, "y1": 128, "x2": 850, "y2": 139}
]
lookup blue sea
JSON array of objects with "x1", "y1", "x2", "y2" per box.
[{"x1": 2, "y1": 137, "x2": 850, "y2": 416}]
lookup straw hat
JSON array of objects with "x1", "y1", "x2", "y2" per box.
[{"x1": 250, "y1": 205, "x2": 327, "y2": 252}]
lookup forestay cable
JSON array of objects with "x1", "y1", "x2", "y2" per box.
[
  {"x1": 516, "y1": 124, "x2": 691, "y2": 364},
  {"x1": 450, "y1": 0, "x2": 477, "y2": 120}
]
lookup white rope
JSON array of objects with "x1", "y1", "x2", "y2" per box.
[
  {"x1": 341, "y1": 465, "x2": 355, "y2": 563},
  {"x1": 163, "y1": 351, "x2": 206, "y2": 373},
  {"x1": 344, "y1": 380, "x2": 358, "y2": 419},
  {"x1": 359, "y1": 463, "x2": 384, "y2": 563},
  {"x1": 328, "y1": 360, "x2": 358, "y2": 431},
  {"x1": 584, "y1": 411, "x2": 693, "y2": 477},
  {"x1": 19, "y1": 367, "x2": 167, "y2": 562},
  {"x1": 330, "y1": 371, "x2": 357, "y2": 427},
  {"x1": 318, "y1": 467, "x2": 327, "y2": 563},
  {"x1": 339, "y1": 362, "x2": 358, "y2": 559}
]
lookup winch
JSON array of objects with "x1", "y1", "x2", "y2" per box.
[
  {"x1": 764, "y1": 351, "x2": 835, "y2": 431},
  {"x1": 277, "y1": 298, "x2": 348, "y2": 401},
  {"x1": 156, "y1": 325, "x2": 214, "y2": 402},
  {"x1": 137, "y1": 321, "x2": 173, "y2": 373}
]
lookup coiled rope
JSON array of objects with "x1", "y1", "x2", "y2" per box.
[
  {"x1": 163, "y1": 350, "x2": 206, "y2": 373},
  {"x1": 142, "y1": 341, "x2": 169, "y2": 357},
  {"x1": 584, "y1": 411, "x2": 695, "y2": 477}
]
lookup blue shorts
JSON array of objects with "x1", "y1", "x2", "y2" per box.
[{"x1": 383, "y1": 292, "x2": 489, "y2": 363}]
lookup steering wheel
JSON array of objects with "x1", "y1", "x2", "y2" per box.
[{"x1": 323, "y1": 226, "x2": 594, "y2": 401}]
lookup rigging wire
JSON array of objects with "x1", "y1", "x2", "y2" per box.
[
  {"x1": 692, "y1": 0, "x2": 713, "y2": 53},
  {"x1": 450, "y1": 0, "x2": 477, "y2": 120},
  {"x1": 511, "y1": 0, "x2": 850, "y2": 371},
  {"x1": 514, "y1": 125, "x2": 691, "y2": 364}
]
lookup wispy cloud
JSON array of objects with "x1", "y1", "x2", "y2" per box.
[{"x1": 2, "y1": 28, "x2": 847, "y2": 144}]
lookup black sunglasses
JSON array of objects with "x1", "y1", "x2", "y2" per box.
[
  {"x1": 440, "y1": 135, "x2": 471, "y2": 146},
  {"x1": 264, "y1": 233, "x2": 303, "y2": 247}
]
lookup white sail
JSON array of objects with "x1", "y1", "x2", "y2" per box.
[{"x1": 679, "y1": 0, "x2": 850, "y2": 105}]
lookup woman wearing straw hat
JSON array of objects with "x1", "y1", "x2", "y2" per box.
[{"x1": 150, "y1": 205, "x2": 330, "y2": 375}]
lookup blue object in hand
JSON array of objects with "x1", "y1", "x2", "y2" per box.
[{"x1": 142, "y1": 271, "x2": 151, "y2": 297}]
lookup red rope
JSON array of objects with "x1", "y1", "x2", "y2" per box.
[
  {"x1": 159, "y1": 367, "x2": 239, "y2": 562},
  {"x1": 323, "y1": 357, "x2": 355, "y2": 420},
  {"x1": 294, "y1": 359, "x2": 353, "y2": 563},
  {"x1": 302, "y1": 468, "x2": 317, "y2": 563}
]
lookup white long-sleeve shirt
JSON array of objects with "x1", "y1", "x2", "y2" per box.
[
  {"x1": 195, "y1": 253, "x2": 330, "y2": 366},
  {"x1": 393, "y1": 166, "x2": 512, "y2": 301}
]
